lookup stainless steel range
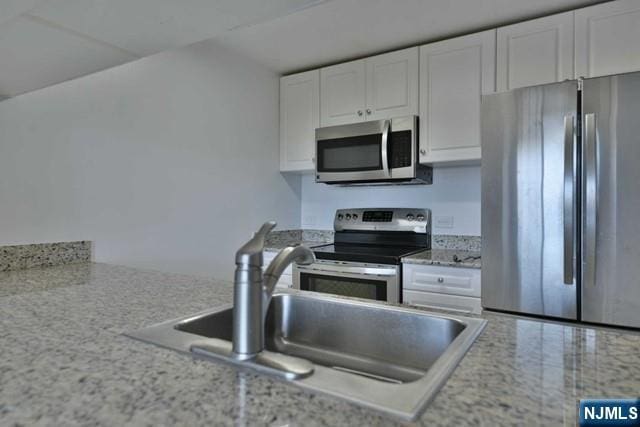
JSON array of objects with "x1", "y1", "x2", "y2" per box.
[{"x1": 293, "y1": 208, "x2": 431, "y2": 303}]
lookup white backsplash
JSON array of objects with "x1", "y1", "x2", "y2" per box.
[{"x1": 301, "y1": 165, "x2": 481, "y2": 235}]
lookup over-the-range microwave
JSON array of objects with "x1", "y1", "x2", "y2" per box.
[{"x1": 315, "y1": 115, "x2": 432, "y2": 185}]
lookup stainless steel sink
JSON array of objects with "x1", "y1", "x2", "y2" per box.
[{"x1": 126, "y1": 291, "x2": 486, "y2": 421}]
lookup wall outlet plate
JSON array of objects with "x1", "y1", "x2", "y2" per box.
[{"x1": 434, "y1": 215, "x2": 454, "y2": 228}]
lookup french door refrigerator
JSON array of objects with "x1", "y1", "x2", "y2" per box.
[{"x1": 481, "y1": 71, "x2": 640, "y2": 329}]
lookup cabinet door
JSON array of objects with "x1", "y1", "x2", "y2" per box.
[
  {"x1": 403, "y1": 264, "x2": 481, "y2": 298},
  {"x1": 365, "y1": 47, "x2": 419, "y2": 121},
  {"x1": 419, "y1": 30, "x2": 496, "y2": 164},
  {"x1": 280, "y1": 70, "x2": 319, "y2": 172},
  {"x1": 575, "y1": 0, "x2": 640, "y2": 78},
  {"x1": 497, "y1": 12, "x2": 574, "y2": 91},
  {"x1": 320, "y1": 59, "x2": 366, "y2": 126}
]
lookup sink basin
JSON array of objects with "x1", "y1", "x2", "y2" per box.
[{"x1": 126, "y1": 291, "x2": 486, "y2": 420}]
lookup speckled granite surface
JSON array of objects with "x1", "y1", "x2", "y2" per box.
[
  {"x1": 1, "y1": 262, "x2": 639, "y2": 426},
  {"x1": 432, "y1": 235, "x2": 481, "y2": 251},
  {"x1": 402, "y1": 249, "x2": 482, "y2": 269},
  {"x1": 264, "y1": 229, "x2": 333, "y2": 252},
  {"x1": 0, "y1": 241, "x2": 91, "y2": 272},
  {"x1": 302, "y1": 229, "x2": 334, "y2": 243},
  {"x1": 265, "y1": 229, "x2": 303, "y2": 246},
  {"x1": 265, "y1": 230, "x2": 481, "y2": 254}
]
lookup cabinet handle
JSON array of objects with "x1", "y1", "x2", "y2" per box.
[
  {"x1": 357, "y1": 110, "x2": 363, "y2": 116},
  {"x1": 437, "y1": 277, "x2": 444, "y2": 283},
  {"x1": 420, "y1": 149, "x2": 426, "y2": 155},
  {"x1": 366, "y1": 109, "x2": 372, "y2": 115}
]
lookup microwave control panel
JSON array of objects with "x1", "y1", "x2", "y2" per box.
[{"x1": 390, "y1": 130, "x2": 412, "y2": 168}]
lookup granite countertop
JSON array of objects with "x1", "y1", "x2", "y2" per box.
[
  {"x1": 2, "y1": 263, "x2": 639, "y2": 426},
  {"x1": 402, "y1": 249, "x2": 482, "y2": 269},
  {"x1": 264, "y1": 240, "x2": 329, "y2": 252},
  {"x1": 263, "y1": 229, "x2": 333, "y2": 252}
]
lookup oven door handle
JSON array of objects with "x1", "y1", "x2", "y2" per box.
[
  {"x1": 381, "y1": 119, "x2": 391, "y2": 178},
  {"x1": 296, "y1": 263, "x2": 397, "y2": 277}
]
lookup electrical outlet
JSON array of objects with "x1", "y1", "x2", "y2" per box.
[{"x1": 434, "y1": 216, "x2": 454, "y2": 229}]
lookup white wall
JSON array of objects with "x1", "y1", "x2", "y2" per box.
[
  {"x1": 0, "y1": 40, "x2": 301, "y2": 280},
  {"x1": 301, "y1": 166, "x2": 481, "y2": 235}
]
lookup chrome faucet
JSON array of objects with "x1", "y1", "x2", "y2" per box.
[{"x1": 232, "y1": 221, "x2": 315, "y2": 360}]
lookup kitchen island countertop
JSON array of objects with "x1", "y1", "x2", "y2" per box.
[{"x1": 1, "y1": 262, "x2": 638, "y2": 426}]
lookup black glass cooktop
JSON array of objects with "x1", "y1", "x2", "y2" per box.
[{"x1": 310, "y1": 243, "x2": 425, "y2": 265}]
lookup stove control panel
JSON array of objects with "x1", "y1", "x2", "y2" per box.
[
  {"x1": 362, "y1": 211, "x2": 393, "y2": 222},
  {"x1": 334, "y1": 208, "x2": 431, "y2": 233}
]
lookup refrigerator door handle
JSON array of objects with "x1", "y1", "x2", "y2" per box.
[
  {"x1": 584, "y1": 113, "x2": 598, "y2": 288},
  {"x1": 563, "y1": 115, "x2": 575, "y2": 285}
]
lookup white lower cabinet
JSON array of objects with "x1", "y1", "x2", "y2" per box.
[
  {"x1": 403, "y1": 264, "x2": 482, "y2": 314},
  {"x1": 403, "y1": 290, "x2": 482, "y2": 315},
  {"x1": 263, "y1": 251, "x2": 293, "y2": 289}
]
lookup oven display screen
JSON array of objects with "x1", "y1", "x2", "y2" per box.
[{"x1": 362, "y1": 211, "x2": 393, "y2": 222}]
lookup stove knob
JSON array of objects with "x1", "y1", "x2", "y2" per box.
[
  {"x1": 417, "y1": 214, "x2": 425, "y2": 221},
  {"x1": 406, "y1": 213, "x2": 415, "y2": 221},
  {"x1": 345, "y1": 213, "x2": 352, "y2": 220},
  {"x1": 337, "y1": 214, "x2": 344, "y2": 220},
  {"x1": 352, "y1": 213, "x2": 358, "y2": 220}
]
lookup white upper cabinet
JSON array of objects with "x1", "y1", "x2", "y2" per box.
[
  {"x1": 497, "y1": 12, "x2": 574, "y2": 91},
  {"x1": 575, "y1": 0, "x2": 640, "y2": 78},
  {"x1": 320, "y1": 48, "x2": 418, "y2": 126},
  {"x1": 365, "y1": 47, "x2": 419, "y2": 121},
  {"x1": 320, "y1": 60, "x2": 366, "y2": 126},
  {"x1": 419, "y1": 30, "x2": 496, "y2": 164},
  {"x1": 280, "y1": 70, "x2": 319, "y2": 172},
  {"x1": 279, "y1": 0, "x2": 640, "y2": 172}
]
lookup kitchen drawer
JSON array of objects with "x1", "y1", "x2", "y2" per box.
[
  {"x1": 403, "y1": 290, "x2": 482, "y2": 315},
  {"x1": 403, "y1": 264, "x2": 481, "y2": 297}
]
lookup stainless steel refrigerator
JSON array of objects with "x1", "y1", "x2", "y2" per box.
[{"x1": 481, "y1": 71, "x2": 640, "y2": 329}]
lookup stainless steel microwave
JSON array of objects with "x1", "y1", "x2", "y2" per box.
[{"x1": 315, "y1": 115, "x2": 432, "y2": 185}]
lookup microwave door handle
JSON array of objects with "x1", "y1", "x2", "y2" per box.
[{"x1": 381, "y1": 119, "x2": 391, "y2": 178}]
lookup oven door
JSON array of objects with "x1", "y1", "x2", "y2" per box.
[
  {"x1": 293, "y1": 261, "x2": 399, "y2": 303},
  {"x1": 315, "y1": 116, "x2": 417, "y2": 183}
]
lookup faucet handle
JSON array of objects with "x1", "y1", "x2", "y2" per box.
[{"x1": 235, "y1": 221, "x2": 277, "y2": 267}]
